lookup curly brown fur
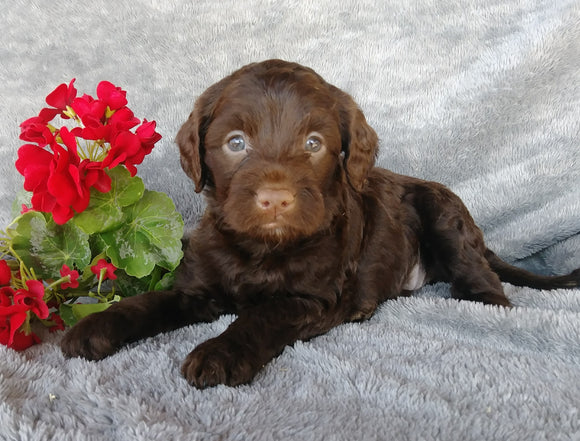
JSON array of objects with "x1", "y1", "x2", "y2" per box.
[{"x1": 61, "y1": 59, "x2": 580, "y2": 388}]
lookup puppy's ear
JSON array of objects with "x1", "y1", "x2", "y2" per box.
[
  {"x1": 176, "y1": 109, "x2": 205, "y2": 193},
  {"x1": 333, "y1": 87, "x2": 379, "y2": 192},
  {"x1": 175, "y1": 79, "x2": 229, "y2": 193}
]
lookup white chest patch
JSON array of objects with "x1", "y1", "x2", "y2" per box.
[{"x1": 402, "y1": 262, "x2": 427, "y2": 291}]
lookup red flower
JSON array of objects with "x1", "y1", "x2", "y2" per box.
[
  {"x1": 46, "y1": 79, "x2": 77, "y2": 110},
  {"x1": 80, "y1": 160, "x2": 113, "y2": 193},
  {"x1": 107, "y1": 107, "x2": 140, "y2": 134},
  {"x1": 0, "y1": 299, "x2": 41, "y2": 350},
  {"x1": 91, "y1": 259, "x2": 117, "y2": 281},
  {"x1": 70, "y1": 94, "x2": 108, "y2": 140},
  {"x1": 15, "y1": 79, "x2": 161, "y2": 224},
  {"x1": 0, "y1": 261, "x2": 11, "y2": 286},
  {"x1": 16, "y1": 128, "x2": 112, "y2": 224},
  {"x1": 60, "y1": 264, "x2": 79, "y2": 289},
  {"x1": 46, "y1": 131, "x2": 86, "y2": 221},
  {"x1": 39, "y1": 79, "x2": 77, "y2": 121},
  {"x1": 7, "y1": 329, "x2": 40, "y2": 351},
  {"x1": 19, "y1": 116, "x2": 55, "y2": 146},
  {"x1": 102, "y1": 120, "x2": 161, "y2": 176},
  {"x1": 137, "y1": 120, "x2": 162, "y2": 146},
  {"x1": 49, "y1": 128, "x2": 111, "y2": 222},
  {"x1": 16, "y1": 143, "x2": 68, "y2": 222},
  {"x1": 16, "y1": 144, "x2": 53, "y2": 191},
  {"x1": 102, "y1": 131, "x2": 141, "y2": 174},
  {"x1": 13, "y1": 280, "x2": 49, "y2": 320},
  {"x1": 71, "y1": 93, "x2": 106, "y2": 119},
  {"x1": 0, "y1": 304, "x2": 29, "y2": 349},
  {"x1": 96, "y1": 81, "x2": 128, "y2": 110}
]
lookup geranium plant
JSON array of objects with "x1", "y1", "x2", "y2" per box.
[{"x1": 0, "y1": 80, "x2": 183, "y2": 350}]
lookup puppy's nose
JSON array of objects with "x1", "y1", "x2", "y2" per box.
[{"x1": 256, "y1": 188, "x2": 295, "y2": 212}]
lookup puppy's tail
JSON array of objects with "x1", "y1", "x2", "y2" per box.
[{"x1": 485, "y1": 249, "x2": 580, "y2": 290}]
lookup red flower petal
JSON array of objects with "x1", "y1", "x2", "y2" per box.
[
  {"x1": 0, "y1": 261, "x2": 12, "y2": 286},
  {"x1": 47, "y1": 168, "x2": 78, "y2": 207},
  {"x1": 15, "y1": 144, "x2": 53, "y2": 179},
  {"x1": 45, "y1": 140, "x2": 86, "y2": 214},
  {"x1": 101, "y1": 131, "x2": 141, "y2": 171},
  {"x1": 136, "y1": 119, "x2": 162, "y2": 145},
  {"x1": 96, "y1": 81, "x2": 127, "y2": 110},
  {"x1": 50, "y1": 203, "x2": 75, "y2": 225},
  {"x1": 58, "y1": 127, "x2": 80, "y2": 162},
  {"x1": 71, "y1": 94, "x2": 107, "y2": 124},
  {"x1": 71, "y1": 186, "x2": 91, "y2": 214},
  {"x1": 94, "y1": 171, "x2": 112, "y2": 193},
  {"x1": 0, "y1": 304, "x2": 29, "y2": 347},
  {"x1": 19, "y1": 116, "x2": 54, "y2": 146},
  {"x1": 31, "y1": 190, "x2": 56, "y2": 213},
  {"x1": 82, "y1": 163, "x2": 112, "y2": 193},
  {"x1": 38, "y1": 107, "x2": 61, "y2": 122},
  {"x1": 45, "y1": 79, "x2": 77, "y2": 110},
  {"x1": 108, "y1": 107, "x2": 140, "y2": 132},
  {"x1": 0, "y1": 287, "x2": 15, "y2": 307},
  {"x1": 22, "y1": 164, "x2": 51, "y2": 193},
  {"x1": 124, "y1": 163, "x2": 138, "y2": 177},
  {"x1": 8, "y1": 329, "x2": 40, "y2": 351}
]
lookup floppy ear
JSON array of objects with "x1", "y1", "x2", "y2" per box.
[
  {"x1": 175, "y1": 108, "x2": 205, "y2": 193},
  {"x1": 175, "y1": 78, "x2": 230, "y2": 193},
  {"x1": 333, "y1": 87, "x2": 379, "y2": 192}
]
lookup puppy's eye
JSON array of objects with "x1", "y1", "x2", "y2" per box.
[
  {"x1": 305, "y1": 135, "x2": 323, "y2": 153},
  {"x1": 227, "y1": 134, "x2": 246, "y2": 152}
]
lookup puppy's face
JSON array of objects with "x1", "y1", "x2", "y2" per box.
[
  {"x1": 204, "y1": 68, "x2": 344, "y2": 241},
  {"x1": 177, "y1": 60, "x2": 378, "y2": 243}
]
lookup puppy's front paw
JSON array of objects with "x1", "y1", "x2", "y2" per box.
[
  {"x1": 181, "y1": 337, "x2": 258, "y2": 388},
  {"x1": 60, "y1": 312, "x2": 126, "y2": 361}
]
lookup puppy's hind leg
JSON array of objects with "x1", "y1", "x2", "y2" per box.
[
  {"x1": 417, "y1": 184, "x2": 512, "y2": 307},
  {"x1": 448, "y1": 256, "x2": 512, "y2": 307}
]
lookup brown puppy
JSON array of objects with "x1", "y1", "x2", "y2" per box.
[{"x1": 61, "y1": 59, "x2": 580, "y2": 388}]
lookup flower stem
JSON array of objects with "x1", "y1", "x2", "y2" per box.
[{"x1": 47, "y1": 276, "x2": 70, "y2": 291}]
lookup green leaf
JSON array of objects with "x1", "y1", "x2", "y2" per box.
[
  {"x1": 71, "y1": 301, "x2": 113, "y2": 319},
  {"x1": 147, "y1": 265, "x2": 164, "y2": 291},
  {"x1": 59, "y1": 296, "x2": 119, "y2": 327},
  {"x1": 8, "y1": 212, "x2": 91, "y2": 279},
  {"x1": 73, "y1": 166, "x2": 145, "y2": 234},
  {"x1": 114, "y1": 269, "x2": 153, "y2": 297},
  {"x1": 59, "y1": 303, "x2": 77, "y2": 327},
  {"x1": 113, "y1": 266, "x2": 176, "y2": 298},
  {"x1": 89, "y1": 233, "x2": 108, "y2": 257},
  {"x1": 154, "y1": 271, "x2": 176, "y2": 291},
  {"x1": 99, "y1": 190, "x2": 184, "y2": 278}
]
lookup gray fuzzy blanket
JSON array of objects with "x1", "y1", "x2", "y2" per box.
[{"x1": 1, "y1": 1, "x2": 579, "y2": 440}]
